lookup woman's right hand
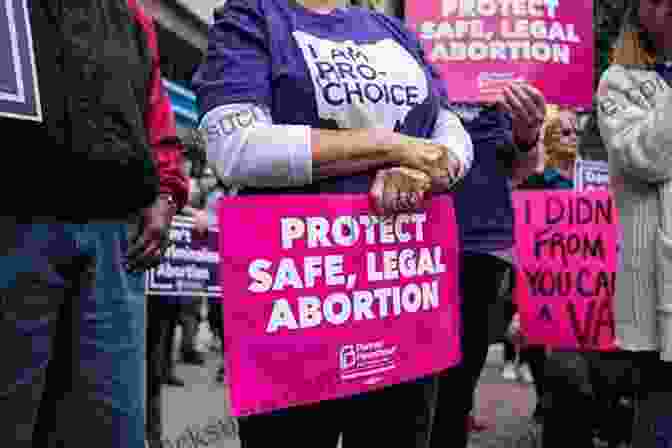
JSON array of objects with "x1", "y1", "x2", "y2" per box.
[
  {"x1": 369, "y1": 166, "x2": 432, "y2": 216},
  {"x1": 388, "y1": 134, "x2": 461, "y2": 190}
]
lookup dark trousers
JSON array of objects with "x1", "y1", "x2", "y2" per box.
[
  {"x1": 208, "y1": 298, "x2": 224, "y2": 343},
  {"x1": 238, "y1": 376, "x2": 435, "y2": 448},
  {"x1": 146, "y1": 299, "x2": 181, "y2": 447},
  {"x1": 430, "y1": 252, "x2": 512, "y2": 448},
  {"x1": 542, "y1": 351, "x2": 672, "y2": 448},
  {"x1": 179, "y1": 298, "x2": 201, "y2": 355}
]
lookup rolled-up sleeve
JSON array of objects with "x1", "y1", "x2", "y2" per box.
[{"x1": 431, "y1": 108, "x2": 473, "y2": 184}]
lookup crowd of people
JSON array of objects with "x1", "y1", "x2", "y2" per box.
[{"x1": 2, "y1": 0, "x2": 672, "y2": 447}]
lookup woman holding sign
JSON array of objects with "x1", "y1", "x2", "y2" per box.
[
  {"x1": 429, "y1": 84, "x2": 547, "y2": 448},
  {"x1": 192, "y1": 0, "x2": 473, "y2": 446},
  {"x1": 597, "y1": 0, "x2": 672, "y2": 445}
]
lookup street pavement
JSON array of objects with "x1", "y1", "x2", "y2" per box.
[{"x1": 161, "y1": 337, "x2": 539, "y2": 448}]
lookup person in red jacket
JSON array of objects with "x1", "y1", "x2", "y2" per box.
[{"x1": 0, "y1": 2, "x2": 188, "y2": 448}]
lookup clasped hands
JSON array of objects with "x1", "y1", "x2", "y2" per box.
[{"x1": 371, "y1": 82, "x2": 545, "y2": 216}]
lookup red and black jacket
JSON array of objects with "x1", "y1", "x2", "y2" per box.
[{"x1": 2, "y1": 0, "x2": 188, "y2": 219}]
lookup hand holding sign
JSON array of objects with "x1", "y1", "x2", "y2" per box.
[
  {"x1": 498, "y1": 82, "x2": 546, "y2": 147},
  {"x1": 369, "y1": 167, "x2": 431, "y2": 216},
  {"x1": 193, "y1": 209, "x2": 209, "y2": 237}
]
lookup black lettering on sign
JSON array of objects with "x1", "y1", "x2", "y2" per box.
[
  {"x1": 567, "y1": 299, "x2": 614, "y2": 349},
  {"x1": 538, "y1": 304, "x2": 553, "y2": 322},
  {"x1": 567, "y1": 300, "x2": 595, "y2": 348},
  {"x1": 524, "y1": 269, "x2": 574, "y2": 297},
  {"x1": 545, "y1": 197, "x2": 613, "y2": 226},
  {"x1": 533, "y1": 228, "x2": 606, "y2": 267}
]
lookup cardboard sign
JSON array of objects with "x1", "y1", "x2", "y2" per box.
[
  {"x1": 0, "y1": 0, "x2": 41, "y2": 121},
  {"x1": 218, "y1": 194, "x2": 461, "y2": 416},
  {"x1": 575, "y1": 159, "x2": 609, "y2": 192},
  {"x1": 146, "y1": 216, "x2": 222, "y2": 299},
  {"x1": 513, "y1": 190, "x2": 618, "y2": 351},
  {"x1": 405, "y1": 0, "x2": 594, "y2": 108}
]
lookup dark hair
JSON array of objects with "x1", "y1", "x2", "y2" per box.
[{"x1": 610, "y1": 3, "x2": 657, "y2": 66}]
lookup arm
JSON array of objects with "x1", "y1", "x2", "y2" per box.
[
  {"x1": 138, "y1": 4, "x2": 189, "y2": 210},
  {"x1": 510, "y1": 132, "x2": 544, "y2": 187},
  {"x1": 200, "y1": 103, "x2": 400, "y2": 188},
  {"x1": 597, "y1": 65, "x2": 672, "y2": 183},
  {"x1": 429, "y1": 107, "x2": 473, "y2": 190},
  {"x1": 124, "y1": 0, "x2": 189, "y2": 272}
]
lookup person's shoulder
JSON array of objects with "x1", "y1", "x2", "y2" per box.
[
  {"x1": 125, "y1": 0, "x2": 155, "y2": 34},
  {"x1": 213, "y1": 0, "x2": 267, "y2": 22},
  {"x1": 365, "y1": 10, "x2": 415, "y2": 37}
]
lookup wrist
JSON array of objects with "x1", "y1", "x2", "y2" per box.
[
  {"x1": 365, "y1": 128, "x2": 404, "y2": 163},
  {"x1": 158, "y1": 193, "x2": 178, "y2": 214},
  {"x1": 515, "y1": 132, "x2": 540, "y2": 154}
]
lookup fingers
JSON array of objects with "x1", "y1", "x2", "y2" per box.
[
  {"x1": 369, "y1": 170, "x2": 387, "y2": 216},
  {"x1": 126, "y1": 227, "x2": 169, "y2": 272},
  {"x1": 382, "y1": 170, "x2": 402, "y2": 216},
  {"x1": 370, "y1": 169, "x2": 429, "y2": 217},
  {"x1": 519, "y1": 82, "x2": 546, "y2": 111},
  {"x1": 505, "y1": 83, "x2": 546, "y2": 126},
  {"x1": 503, "y1": 84, "x2": 538, "y2": 117}
]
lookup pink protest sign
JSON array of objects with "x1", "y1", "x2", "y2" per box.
[
  {"x1": 218, "y1": 194, "x2": 460, "y2": 416},
  {"x1": 513, "y1": 190, "x2": 619, "y2": 351},
  {"x1": 405, "y1": 0, "x2": 594, "y2": 108}
]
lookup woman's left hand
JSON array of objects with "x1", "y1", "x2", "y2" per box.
[
  {"x1": 369, "y1": 167, "x2": 431, "y2": 216},
  {"x1": 498, "y1": 82, "x2": 546, "y2": 147}
]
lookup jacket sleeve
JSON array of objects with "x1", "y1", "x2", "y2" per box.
[
  {"x1": 596, "y1": 65, "x2": 672, "y2": 183},
  {"x1": 132, "y1": 1, "x2": 190, "y2": 211}
]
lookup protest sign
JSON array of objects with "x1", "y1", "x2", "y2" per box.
[
  {"x1": 575, "y1": 159, "x2": 609, "y2": 192},
  {"x1": 513, "y1": 190, "x2": 618, "y2": 351},
  {"x1": 0, "y1": 0, "x2": 41, "y2": 121},
  {"x1": 146, "y1": 215, "x2": 221, "y2": 298},
  {"x1": 218, "y1": 194, "x2": 460, "y2": 416},
  {"x1": 405, "y1": 0, "x2": 593, "y2": 108}
]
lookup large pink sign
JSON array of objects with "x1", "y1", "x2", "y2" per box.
[
  {"x1": 405, "y1": 0, "x2": 594, "y2": 108},
  {"x1": 218, "y1": 194, "x2": 461, "y2": 416},
  {"x1": 513, "y1": 190, "x2": 618, "y2": 351}
]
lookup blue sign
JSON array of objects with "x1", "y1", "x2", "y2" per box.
[
  {"x1": 574, "y1": 159, "x2": 609, "y2": 192},
  {"x1": 163, "y1": 79, "x2": 199, "y2": 128},
  {"x1": 146, "y1": 216, "x2": 222, "y2": 299},
  {"x1": 0, "y1": 0, "x2": 41, "y2": 121}
]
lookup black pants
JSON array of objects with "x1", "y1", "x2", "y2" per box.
[
  {"x1": 238, "y1": 377, "x2": 435, "y2": 448},
  {"x1": 430, "y1": 252, "x2": 512, "y2": 448},
  {"x1": 179, "y1": 298, "x2": 201, "y2": 355},
  {"x1": 541, "y1": 351, "x2": 672, "y2": 448},
  {"x1": 208, "y1": 298, "x2": 224, "y2": 343},
  {"x1": 146, "y1": 299, "x2": 181, "y2": 447}
]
